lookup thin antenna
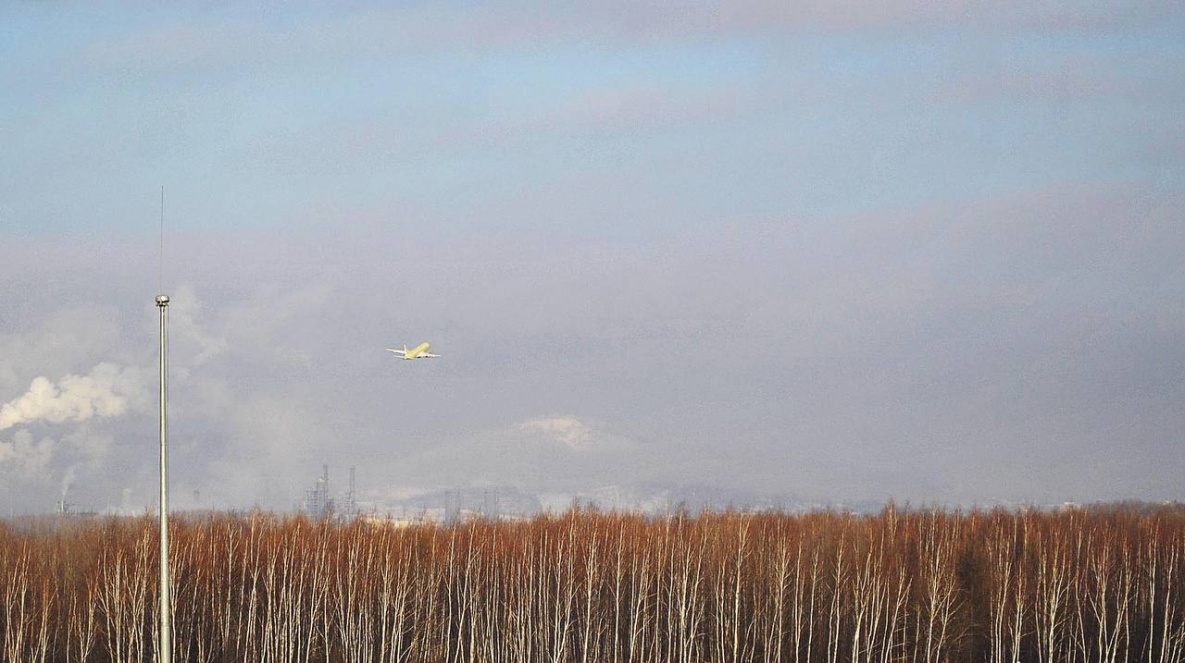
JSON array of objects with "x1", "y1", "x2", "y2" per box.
[{"x1": 159, "y1": 186, "x2": 164, "y2": 294}]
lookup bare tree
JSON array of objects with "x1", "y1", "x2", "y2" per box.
[
  {"x1": 917, "y1": 513, "x2": 961, "y2": 663},
  {"x1": 1033, "y1": 517, "x2": 1072, "y2": 663}
]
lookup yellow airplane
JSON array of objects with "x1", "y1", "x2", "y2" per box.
[{"x1": 386, "y1": 342, "x2": 440, "y2": 360}]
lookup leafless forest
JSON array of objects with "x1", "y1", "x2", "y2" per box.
[{"x1": 1, "y1": 506, "x2": 1183, "y2": 663}]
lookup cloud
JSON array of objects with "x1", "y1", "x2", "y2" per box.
[
  {"x1": 168, "y1": 284, "x2": 230, "y2": 370},
  {"x1": 1, "y1": 179, "x2": 1183, "y2": 511},
  {"x1": 0, "y1": 429, "x2": 55, "y2": 476},
  {"x1": 517, "y1": 82, "x2": 762, "y2": 140},
  {"x1": 935, "y1": 54, "x2": 1185, "y2": 107},
  {"x1": 2, "y1": 0, "x2": 1181, "y2": 515},
  {"x1": 0, "y1": 363, "x2": 148, "y2": 432},
  {"x1": 61, "y1": 427, "x2": 115, "y2": 467},
  {"x1": 518, "y1": 415, "x2": 597, "y2": 450},
  {"x1": 66, "y1": 1, "x2": 1178, "y2": 90},
  {"x1": 0, "y1": 304, "x2": 126, "y2": 397},
  {"x1": 198, "y1": 393, "x2": 336, "y2": 509}
]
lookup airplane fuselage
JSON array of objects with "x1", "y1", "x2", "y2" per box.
[
  {"x1": 386, "y1": 342, "x2": 439, "y2": 360},
  {"x1": 404, "y1": 342, "x2": 432, "y2": 359}
]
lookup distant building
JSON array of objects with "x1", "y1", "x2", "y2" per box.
[
  {"x1": 300, "y1": 464, "x2": 363, "y2": 521},
  {"x1": 301, "y1": 465, "x2": 334, "y2": 520}
]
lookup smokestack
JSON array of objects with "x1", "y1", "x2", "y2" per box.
[{"x1": 346, "y1": 465, "x2": 357, "y2": 517}]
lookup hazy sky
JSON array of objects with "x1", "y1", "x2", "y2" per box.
[{"x1": 1, "y1": 2, "x2": 1183, "y2": 514}]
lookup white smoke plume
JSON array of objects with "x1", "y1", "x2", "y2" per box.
[
  {"x1": 61, "y1": 466, "x2": 76, "y2": 503},
  {"x1": 0, "y1": 363, "x2": 147, "y2": 431}
]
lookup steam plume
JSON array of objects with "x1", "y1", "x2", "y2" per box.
[
  {"x1": 0, "y1": 363, "x2": 144, "y2": 431},
  {"x1": 61, "y1": 466, "x2": 76, "y2": 503}
]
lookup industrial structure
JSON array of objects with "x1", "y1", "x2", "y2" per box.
[
  {"x1": 301, "y1": 464, "x2": 360, "y2": 520},
  {"x1": 302, "y1": 464, "x2": 333, "y2": 519},
  {"x1": 343, "y1": 465, "x2": 358, "y2": 517}
]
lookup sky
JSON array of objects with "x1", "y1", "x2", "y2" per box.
[{"x1": 1, "y1": 2, "x2": 1183, "y2": 515}]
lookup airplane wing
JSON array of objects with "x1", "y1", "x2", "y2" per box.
[
  {"x1": 423, "y1": 353, "x2": 441, "y2": 358},
  {"x1": 385, "y1": 349, "x2": 404, "y2": 355}
]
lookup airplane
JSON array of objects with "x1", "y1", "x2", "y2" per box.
[{"x1": 386, "y1": 342, "x2": 440, "y2": 360}]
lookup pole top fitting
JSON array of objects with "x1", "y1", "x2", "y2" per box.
[{"x1": 156, "y1": 295, "x2": 170, "y2": 307}]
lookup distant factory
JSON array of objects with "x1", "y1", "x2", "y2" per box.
[{"x1": 300, "y1": 464, "x2": 359, "y2": 521}]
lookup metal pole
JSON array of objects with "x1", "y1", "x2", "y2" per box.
[{"x1": 157, "y1": 293, "x2": 171, "y2": 663}]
